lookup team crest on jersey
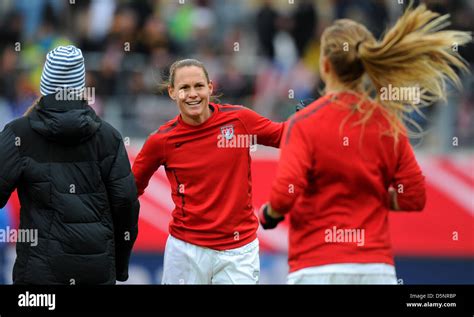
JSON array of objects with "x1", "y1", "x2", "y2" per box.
[{"x1": 220, "y1": 125, "x2": 234, "y2": 140}]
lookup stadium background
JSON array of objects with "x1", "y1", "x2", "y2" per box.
[{"x1": 0, "y1": 0, "x2": 472, "y2": 284}]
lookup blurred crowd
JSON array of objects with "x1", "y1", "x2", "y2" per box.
[{"x1": 0, "y1": 0, "x2": 473, "y2": 150}]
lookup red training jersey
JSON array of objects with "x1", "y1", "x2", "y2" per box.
[
  {"x1": 270, "y1": 92, "x2": 426, "y2": 273},
  {"x1": 133, "y1": 103, "x2": 285, "y2": 250}
]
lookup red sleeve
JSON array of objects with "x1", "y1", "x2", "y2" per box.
[
  {"x1": 132, "y1": 133, "x2": 165, "y2": 196},
  {"x1": 239, "y1": 108, "x2": 286, "y2": 148},
  {"x1": 392, "y1": 135, "x2": 426, "y2": 211},
  {"x1": 269, "y1": 118, "x2": 312, "y2": 214}
]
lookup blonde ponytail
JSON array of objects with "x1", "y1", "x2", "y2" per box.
[
  {"x1": 24, "y1": 97, "x2": 41, "y2": 117},
  {"x1": 321, "y1": 2, "x2": 472, "y2": 141}
]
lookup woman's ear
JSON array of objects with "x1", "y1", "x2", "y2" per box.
[
  {"x1": 208, "y1": 80, "x2": 214, "y2": 96},
  {"x1": 319, "y1": 56, "x2": 331, "y2": 83},
  {"x1": 168, "y1": 85, "x2": 175, "y2": 100},
  {"x1": 322, "y1": 56, "x2": 332, "y2": 76}
]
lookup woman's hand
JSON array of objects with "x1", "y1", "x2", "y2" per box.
[
  {"x1": 388, "y1": 187, "x2": 400, "y2": 211},
  {"x1": 258, "y1": 203, "x2": 285, "y2": 229}
]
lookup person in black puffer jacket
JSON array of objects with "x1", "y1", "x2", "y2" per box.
[{"x1": 0, "y1": 45, "x2": 139, "y2": 285}]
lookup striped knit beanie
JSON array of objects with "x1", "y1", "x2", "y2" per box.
[{"x1": 40, "y1": 45, "x2": 85, "y2": 96}]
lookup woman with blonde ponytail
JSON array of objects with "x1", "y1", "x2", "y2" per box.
[{"x1": 258, "y1": 3, "x2": 471, "y2": 284}]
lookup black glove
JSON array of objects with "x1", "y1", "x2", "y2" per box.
[
  {"x1": 295, "y1": 98, "x2": 314, "y2": 112},
  {"x1": 258, "y1": 204, "x2": 284, "y2": 230}
]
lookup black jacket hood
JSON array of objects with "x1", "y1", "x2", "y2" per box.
[{"x1": 29, "y1": 95, "x2": 101, "y2": 145}]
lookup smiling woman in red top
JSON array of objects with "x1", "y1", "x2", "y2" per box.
[
  {"x1": 259, "y1": 4, "x2": 471, "y2": 284},
  {"x1": 132, "y1": 59, "x2": 285, "y2": 284}
]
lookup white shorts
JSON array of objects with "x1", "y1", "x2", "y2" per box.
[
  {"x1": 161, "y1": 235, "x2": 260, "y2": 284},
  {"x1": 287, "y1": 263, "x2": 398, "y2": 284}
]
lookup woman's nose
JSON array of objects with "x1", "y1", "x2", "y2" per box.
[{"x1": 188, "y1": 89, "x2": 198, "y2": 98}]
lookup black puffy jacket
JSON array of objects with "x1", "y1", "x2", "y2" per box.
[{"x1": 0, "y1": 95, "x2": 139, "y2": 284}]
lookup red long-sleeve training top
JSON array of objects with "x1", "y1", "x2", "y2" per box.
[
  {"x1": 133, "y1": 103, "x2": 285, "y2": 250},
  {"x1": 270, "y1": 92, "x2": 426, "y2": 273}
]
